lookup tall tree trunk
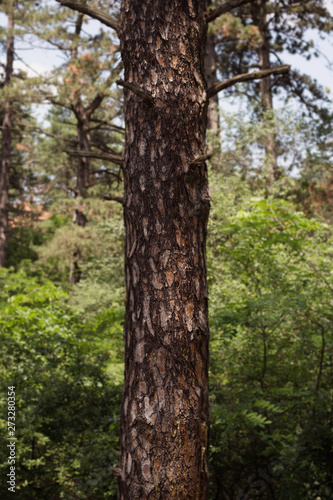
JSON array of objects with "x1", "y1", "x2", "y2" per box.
[
  {"x1": 0, "y1": 3, "x2": 14, "y2": 267},
  {"x1": 71, "y1": 13, "x2": 90, "y2": 199},
  {"x1": 68, "y1": 13, "x2": 88, "y2": 284},
  {"x1": 118, "y1": 0, "x2": 210, "y2": 498},
  {"x1": 205, "y1": 0, "x2": 220, "y2": 132},
  {"x1": 75, "y1": 106, "x2": 91, "y2": 198},
  {"x1": 69, "y1": 112, "x2": 89, "y2": 284},
  {"x1": 257, "y1": 0, "x2": 278, "y2": 185}
]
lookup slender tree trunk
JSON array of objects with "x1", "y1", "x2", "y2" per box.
[
  {"x1": 69, "y1": 107, "x2": 90, "y2": 284},
  {"x1": 118, "y1": 0, "x2": 210, "y2": 498},
  {"x1": 0, "y1": 4, "x2": 14, "y2": 268},
  {"x1": 75, "y1": 107, "x2": 91, "y2": 198},
  {"x1": 257, "y1": 0, "x2": 278, "y2": 185},
  {"x1": 68, "y1": 13, "x2": 89, "y2": 284},
  {"x1": 205, "y1": 15, "x2": 220, "y2": 132}
]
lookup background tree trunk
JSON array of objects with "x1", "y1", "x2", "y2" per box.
[
  {"x1": 0, "y1": 3, "x2": 14, "y2": 267},
  {"x1": 118, "y1": 0, "x2": 210, "y2": 498},
  {"x1": 68, "y1": 13, "x2": 89, "y2": 284},
  {"x1": 205, "y1": 22, "x2": 220, "y2": 131},
  {"x1": 75, "y1": 107, "x2": 91, "y2": 198},
  {"x1": 70, "y1": 14, "x2": 91, "y2": 199},
  {"x1": 257, "y1": 0, "x2": 279, "y2": 185}
]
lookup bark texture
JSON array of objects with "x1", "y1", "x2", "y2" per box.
[
  {"x1": 0, "y1": 5, "x2": 14, "y2": 267},
  {"x1": 118, "y1": 1, "x2": 210, "y2": 498}
]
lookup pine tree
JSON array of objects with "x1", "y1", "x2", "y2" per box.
[
  {"x1": 210, "y1": 0, "x2": 333, "y2": 184},
  {"x1": 27, "y1": 1, "x2": 123, "y2": 281},
  {"x1": 56, "y1": 0, "x2": 288, "y2": 496}
]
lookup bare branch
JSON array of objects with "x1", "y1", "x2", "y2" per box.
[
  {"x1": 92, "y1": 168, "x2": 122, "y2": 181},
  {"x1": 189, "y1": 155, "x2": 213, "y2": 167},
  {"x1": 116, "y1": 79, "x2": 156, "y2": 106},
  {"x1": 64, "y1": 149, "x2": 124, "y2": 166},
  {"x1": 103, "y1": 194, "x2": 124, "y2": 204},
  {"x1": 207, "y1": 65, "x2": 290, "y2": 99},
  {"x1": 90, "y1": 119, "x2": 125, "y2": 133},
  {"x1": 28, "y1": 126, "x2": 78, "y2": 145},
  {"x1": 56, "y1": 0, "x2": 119, "y2": 33},
  {"x1": 206, "y1": 0, "x2": 256, "y2": 23}
]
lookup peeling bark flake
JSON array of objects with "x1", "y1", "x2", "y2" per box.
[
  {"x1": 144, "y1": 396, "x2": 155, "y2": 425},
  {"x1": 142, "y1": 460, "x2": 152, "y2": 482},
  {"x1": 152, "y1": 273, "x2": 163, "y2": 289},
  {"x1": 161, "y1": 250, "x2": 170, "y2": 267},
  {"x1": 138, "y1": 380, "x2": 147, "y2": 396},
  {"x1": 185, "y1": 302, "x2": 194, "y2": 332},
  {"x1": 165, "y1": 270, "x2": 174, "y2": 287},
  {"x1": 142, "y1": 217, "x2": 148, "y2": 238},
  {"x1": 155, "y1": 219, "x2": 162, "y2": 234},
  {"x1": 160, "y1": 303, "x2": 168, "y2": 330},
  {"x1": 126, "y1": 453, "x2": 132, "y2": 474},
  {"x1": 134, "y1": 341, "x2": 145, "y2": 363}
]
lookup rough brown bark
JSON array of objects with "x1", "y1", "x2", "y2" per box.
[
  {"x1": 0, "y1": 4, "x2": 14, "y2": 267},
  {"x1": 118, "y1": 1, "x2": 210, "y2": 498},
  {"x1": 257, "y1": 0, "x2": 279, "y2": 184}
]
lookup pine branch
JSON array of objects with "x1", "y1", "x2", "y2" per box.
[
  {"x1": 207, "y1": 65, "x2": 290, "y2": 99},
  {"x1": 206, "y1": 0, "x2": 256, "y2": 23},
  {"x1": 86, "y1": 62, "x2": 123, "y2": 118},
  {"x1": 91, "y1": 169, "x2": 122, "y2": 182},
  {"x1": 48, "y1": 97, "x2": 74, "y2": 111},
  {"x1": 90, "y1": 119, "x2": 125, "y2": 133},
  {"x1": 55, "y1": 0, "x2": 119, "y2": 33},
  {"x1": 26, "y1": 125, "x2": 78, "y2": 145},
  {"x1": 90, "y1": 141, "x2": 124, "y2": 157},
  {"x1": 64, "y1": 148, "x2": 124, "y2": 166}
]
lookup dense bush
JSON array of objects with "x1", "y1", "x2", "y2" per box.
[
  {"x1": 208, "y1": 175, "x2": 333, "y2": 499},
  {"x1": 0, "y1": 270, "x2": 123, "y2": 499}
]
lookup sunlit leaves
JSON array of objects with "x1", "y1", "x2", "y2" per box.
[{"x1": 208, "y1": 174, "x2": 333, "y2": 498}]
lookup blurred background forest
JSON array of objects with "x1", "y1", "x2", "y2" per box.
[{"x1": 1, "y1": 0, "x2": 333, "y2": 498}]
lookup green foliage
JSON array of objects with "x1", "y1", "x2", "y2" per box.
[
  {"x1": 68, "y1": 209, "x2": 125, "y2": 315},
  {"x1": 212, "y1": 0, "x2": 333, "y2": 116},
  {"x1": 0, "y1": 269, "x2": 123, "y2": 499},
  {"x1": 34, "y1": 202, "x2": 125, "y2": 305},
  {"x1": 216, "y1": 106, "x2": 315, "y2": 187},
  {"x1": 207, "y1": 173, "x2": 333, "y2": 499}
]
